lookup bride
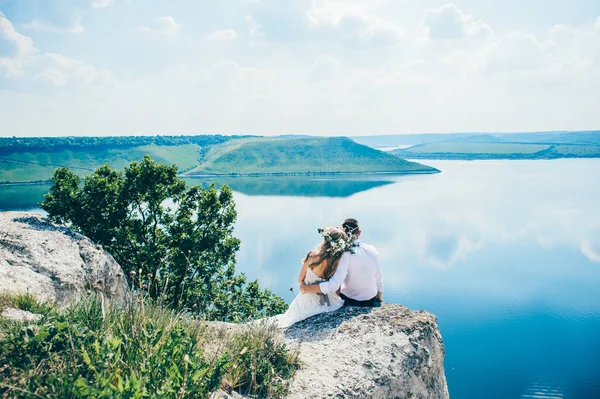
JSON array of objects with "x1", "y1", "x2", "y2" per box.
[{"x1": 265, "y1": 226, "x2": 353, "y2": 328}]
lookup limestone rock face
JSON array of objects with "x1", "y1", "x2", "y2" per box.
[
  {"x1": 285, "y1": 305, "x2": 449, "y2": 399},
  {"x1": 0, "y1": 212, "x2": 128, "y2": 305},
  {"x1": 215, "y1": 304, "x2": 449, "y2": 399}
]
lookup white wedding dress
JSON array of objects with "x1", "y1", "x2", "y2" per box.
[{"x1": 264, "y1": 268, "x2": 345, "y2": 328}]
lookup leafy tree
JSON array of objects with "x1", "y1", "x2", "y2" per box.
[{"x1": 40, "y1": 155, "x2": 286, "y2": 321}]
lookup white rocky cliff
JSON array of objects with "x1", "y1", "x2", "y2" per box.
[
  {"x1": 213, "y1": 304, "x2": 449, "y2": 399},
  {"x1": 285, "y1": 305, "x2": 449, "y2": 398},
  {"x1": 0, "y1": 212, "x2": 128, "y2": 304}
]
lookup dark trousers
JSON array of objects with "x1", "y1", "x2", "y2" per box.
[{"x1": 340, "y1": 293, "x2": 381, "y2": 308}]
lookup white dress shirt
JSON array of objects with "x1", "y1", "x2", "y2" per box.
[{"x1": 318, "y1": 240, "x2": 383, "y2": 301}]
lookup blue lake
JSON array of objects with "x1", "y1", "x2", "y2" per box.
[{"x1": 2, "y1": 159, "x2": 599, "y2": 399}]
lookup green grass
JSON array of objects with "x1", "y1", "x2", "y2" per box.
[
  {"x1": 0, "y1": 293, "x2": 53, "y2": 314},
  {"x1": 405, "y1": 142, "x2": 551, "y2": 154},
  {"x1": 186, "y1": 137, "x2": 438, "y2": 175},
  {"x1": 0, "y1": 144, "x2": 200, "y2": 183},
  {"x1": 0, "y1": 159, "x2": 60, "y2": 183},
  {"x1": 0, "y1": 294, "x2": 299, "y2": 399}
]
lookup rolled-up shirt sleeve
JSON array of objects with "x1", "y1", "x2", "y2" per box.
[{"x1": 319, "y1": 252, "x2": 350, "y2": 294}]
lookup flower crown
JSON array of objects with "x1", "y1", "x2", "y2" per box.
[{"x1": 317, "y1": 227, "x2": 357, "y2": 255}]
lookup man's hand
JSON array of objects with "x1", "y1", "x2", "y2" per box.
[
  {"x1": 299, "y1": 283, "x2": 307, "y2": 294},
  {"x1": 376, "y1": 291, "x2": 383, "y2": 302}
]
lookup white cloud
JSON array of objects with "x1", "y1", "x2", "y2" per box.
[
  {"x1": 92, "y1": 0, "x2": 116, "y2": 9},
  {"x1": 309, "y1": 0, "x2": 404, "y2": 47},
  {"x1": 245, "y1": 0, "x2": 403, "y2": 47},
  {"x1": 1, "y1": 12, "x2": 117, "y2": 88},
  {"x1": 308, "y1": 54, "x2": 341, "y2": 81},
  {"x1": 245, "y1": 15, "x2": 263, "y2": 38},
  {"x1": 581, "y1": 240, "x2": 600, "y2": 264},
  {"x1": 207, "y1": 29, "x2": 237, "y2": 41},
  {"x1": 139, "y1": 16, "x2": 181, "y2": 37},
  {"x1": 33, "y1": 53, "x2": 118, "y2": 87},
  {"x1": 422, "y1": 3, "x2": 492, "y2": 40},
  {"x1": 483, "y1": 32, "x2": 546, "y2": 71},
  {"x1": 182, "y1": 60, "x2": 272, "y2": 89},
  {"x1": 23, "y1": 18, "x2": 85, "y2": 34},
  {"x1": 0, "y1": 12, "x2": 37, "y2": 77}
]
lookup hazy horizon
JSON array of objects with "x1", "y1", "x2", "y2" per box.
[{"x1": 2, "y1": 129, "x2": 599, "y2": 140}]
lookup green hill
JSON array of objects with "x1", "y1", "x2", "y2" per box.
[
  {"x1": 403, "y1": 142, "x2": 551, "y2": 154},
  {"x1": 185, "y1": 137, "x2": 438, "y2": 175},
  {"x1": 353, "y1": 131, "x2": 600, "y2": 149},
  {"x1": 0, "y1": 135, "x2": 438, "y2": 184},
  {"x1": 0, "y1": 144, "x2": 202, "y2": 183},
  {"x1": 392, "y1": 142, "x2": 600, "y2": 160},
  {"x1": 0, "y1": 135, "x2": 238, "y2": 183},
  {"x1": 353, "y1": 131, "x2": 600, "y2": 160}
]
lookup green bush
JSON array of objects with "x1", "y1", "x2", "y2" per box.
[
  {"x1": 0, "y1": 295, "x2": 299, "y2": 399},
  {"x1": 39, "y1": 155, "x2": 286, "y2": 322}
]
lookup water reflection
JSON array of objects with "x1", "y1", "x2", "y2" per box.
[
  {"x1": 0, "y1": 176, "x2": 397, "y2": 212},
  {"x1": 0, "y1": 184, "x2": 51, "y2": 211},
  {"x1": 417, "y1": 232, "x2": 484, "y2": 270},
  {"x1": 184, "y1": 175, "x2": 395, "y2": 198}
]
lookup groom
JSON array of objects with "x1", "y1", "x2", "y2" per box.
[{"x1": 300, "y1": 218, "x2": 383, "y2": 307}]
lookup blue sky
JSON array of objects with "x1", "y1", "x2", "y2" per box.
[{"x1": 1, "y1": 0, "x2": 599, "y2": 137}]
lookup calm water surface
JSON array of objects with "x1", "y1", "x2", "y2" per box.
[{"x1": 2, "y1": 159, "x2": 599, "y2": 399}]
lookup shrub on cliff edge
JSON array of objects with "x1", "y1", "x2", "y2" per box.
[{"x1": 39, "y1": 155, "x2": 286, "y2": 322}]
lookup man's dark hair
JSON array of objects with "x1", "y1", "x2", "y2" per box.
[{"x1": 342, "y1": 218, "x2": 360, "y2": 235}]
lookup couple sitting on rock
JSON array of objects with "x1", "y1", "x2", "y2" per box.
[{"x1": 268, "y1": 218, "x2": 383, "y2": 328}]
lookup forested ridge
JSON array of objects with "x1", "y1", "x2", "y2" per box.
[{"x1": 0, "y1": 135, "x2": 249, "y2": 155}]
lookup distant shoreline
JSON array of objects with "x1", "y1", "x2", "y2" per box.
[
  {"x1": 389, "y1": 152, "x2": 600, "y2": 160},
  {"x1": 182, "y1": 169, "x2": 441, "y2": 178},
  {"x1": 0, "y1": 180, "x2": 52, "y2": 187},
  {"x1": 0, "y1": 170, "x2": 441, "y2": 186}
]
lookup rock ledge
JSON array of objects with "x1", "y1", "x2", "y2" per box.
[
  {"x1": 0, "y1": 212, "x2": 128, "y2": 305},
  {"x1": 215, "y1": 304, "x2": 449, "y2": 399}
]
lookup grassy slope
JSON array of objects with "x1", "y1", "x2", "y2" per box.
[
  {"x1": 406, "y1": 142, "x2": 551, "y2": 154},
  {"x1": 393, "y1": 142, "x2": 600, "y2": 159},
  {"x1": 185, "y1": 137, "x2": 438, "y2": 175},
  {"x1": 354, "y1": 131, "x2": 600, "y2": 148},
  {"x1": 0, "y1": 160, "x2": 60, "y2": 183},
  {"x1": 0, "y1": 144, "x2": 200, "y2": 183}
]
